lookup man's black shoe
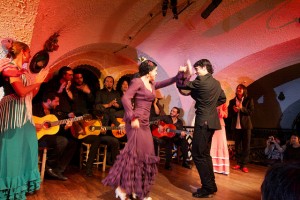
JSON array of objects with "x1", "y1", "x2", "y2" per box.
[
  {"x1": 197, "y1": 187, "x2": 217, "y2": 193},
  {"x1": 56, "y1": 171, "x2": 68, "y2": 181},
  {"x1": 86, "y1": 170, "x2": 94, "y2": 177},
  {"x1": 46, "y1": 168, "x2": 59, "y2": 178},
  {"x1": 182, "y1": 162, "x2": 192, "y2": 169},
  {"x1": 164, "y1": 164, "x2": 172, "y2": 170},
  {"x1": 192, "y1": 190, "x2": 214, "y2": 198}
]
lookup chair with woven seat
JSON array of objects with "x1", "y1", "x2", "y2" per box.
[
  {"x1": 38, "y1": 147, "x2": 48, "y2": 182},
  {"x1": 80, "y1": 142, "x2": 107, "y2": 172}
]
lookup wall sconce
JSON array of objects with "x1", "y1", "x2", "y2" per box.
[{"x1": 278, "y1": 92, "x2": 285, "y2": 101}]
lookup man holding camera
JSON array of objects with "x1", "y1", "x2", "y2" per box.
[{"x1": 264, "y1": 136, "x2": 284, "y2": 166}]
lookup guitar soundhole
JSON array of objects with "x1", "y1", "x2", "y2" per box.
[
  {"x1": 89, "y1": 126, "x2": 95, "y2": 132},
  {"x1": 43, "y1": 122, "x2": 51, "y2": 129}
]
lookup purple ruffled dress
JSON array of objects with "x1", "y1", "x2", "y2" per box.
[{"x1": 102, "y1": 76, "x2": 178, "y2": 199}]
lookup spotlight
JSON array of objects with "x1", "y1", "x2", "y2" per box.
[
  {"x1": 162, "y1": 0, "x2": 168, "y2": 17},
  {"x1": 171, "y1": 0, "x2": 178, "y2": 19}
]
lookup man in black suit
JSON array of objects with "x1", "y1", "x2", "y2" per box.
[
  {"x1": 177, "y1": 59, "x2": 226, "y2": 198},
  {"x1": 229, "y1": 84, "x2": 254, "y2": 173}
]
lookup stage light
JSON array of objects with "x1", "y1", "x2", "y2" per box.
[
  {"x1": 201, "y1": 0, "x2": 222, "y2": 19},
  {"x1": 161, "y1": 0, "x2": 178, "y2": 19}
]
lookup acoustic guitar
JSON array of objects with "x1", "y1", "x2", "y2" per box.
[
  {"x1": 111, "y1": 118, "x2": 126, "y2": 138},
  {"x1": 84, "y1": 118, "x2": 159, "y2": 139},
  {"x1": 152, "y1": 121, "x2": 191, "y2": 138},
  {"x1": 83, "y1": 118, "x2": 126, "y2": 139},
  {"x1": 33, "y1": 114, "x2": 92, "y2": 140}
]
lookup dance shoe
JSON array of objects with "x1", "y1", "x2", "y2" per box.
[
  {"x1": 182, "y1": 162, "x2": 192, "y2": 169},
  {"x1": 192, "y1": 189, "x2": 214, "y2": 198},
  {"x1": 46, "y1": 167, "x2": 59, "y2": 179},
  {"x1": 232, "y1": 165, "x2": 241, "y2": 170},
  {"x1": 164, "y1": 164, "x2": 172, "y2": 170},
  {"x1": 131, "y1": 193, "x2": 137, "y2": 199},
  {"x1": 197, "y1": 187, "x2": 217, "y2": 193},
  {"x1": 242, "y1": 167, "x2": 249, "y2": 173},
  {"x1": 56, "y1": 171, "x2": 68, "y2": 181},
  {"x1": 115, "y1": 187, "x2": 127, "y2": 200},
  {"x1": 86, "y1": 169, "x2": 94, "y2": 177}
]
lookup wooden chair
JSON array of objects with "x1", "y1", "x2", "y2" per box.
[
  {"x1": 38, "y1": 147, "x2": 48, "y2": 182},
  {"x1": 157, "y1": 142, "x2": 179, "y2": 163},
  {"x1": 80, "y1": 142, "x2": 107, "y2": 172}
]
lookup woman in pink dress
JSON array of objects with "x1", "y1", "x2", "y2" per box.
[
  {"x1": 102, "y1": 60, "x2": 182, "y2": 200},
  {"x1": 210, "y1": 103, "x2": 230, "y2": 175}
]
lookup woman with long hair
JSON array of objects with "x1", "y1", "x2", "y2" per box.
[
  {"x1": 102, "y1": 60, "x2": 183, "y2": 200},
  {"x1": 0, "y1": 40, "x2": 48, "y2": 199}
]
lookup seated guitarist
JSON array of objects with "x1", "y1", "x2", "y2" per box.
[
  {"x1": 32, "y1": 92, "x2": 78, "y2": 181},
  {"x1": 72, "y1": 71, "x2": 120, "y2": 176},
  {"x1": 153, "y1": 107, "x2": 191, "y2": 170}
]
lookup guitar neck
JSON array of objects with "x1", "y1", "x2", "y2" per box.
[
  {"x1": 166, "y1": 128, "x2": 190, "y2": 135},
  {"x1": 51, "y1": 116, "x2": 84, "y2": 126},
  {"x1": 89, "y1": 126, "x2": 121, "y2": 131}
]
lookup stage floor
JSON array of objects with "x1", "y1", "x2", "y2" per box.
[{"x1": 28, "y1": 161, "x2": 267, "y2": 200}]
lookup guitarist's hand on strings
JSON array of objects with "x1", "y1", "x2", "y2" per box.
[
  {"x1": 118, "y1": 124, "x2": 125, "y2": 134},
  {"x1": 35, "y1": 123, "x2": 43, "y2": 132},
  {"x1": 131, "y1": 118, "x2": 139, "y2": 129},
  {"x1": 158, "y1": 124, "x2": 164, "y2": 133},
  {"x1": 65, "y1": 112, "x2": 75, "y2": 130},
  {"x1": 180, "y1": 131, "x2": 187, "y2": 138},
  {"x1": 64, "y1": 121, "x2": 73, "y2": 130}
]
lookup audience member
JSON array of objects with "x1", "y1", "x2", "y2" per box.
[
  {"x1": 264, "y1": 135, "x2": 284, "y2": 166},
  {"x1": 261, "y1": 162, "x2": 300, "y2": 200},
  {"x1": 283, "y1": 133, "x2": 300, "y2": 162}
]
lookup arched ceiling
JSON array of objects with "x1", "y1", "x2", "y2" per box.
[
  {"x1": 1, "y1": 0, "x2": 299, "y2": 124},
  {"x1": 1, "y1": 0, "x2": 299, "y2": 80}
]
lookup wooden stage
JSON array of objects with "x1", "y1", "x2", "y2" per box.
[{"x1": 27, "y1": 161, "x2": 267, "y2": 200}]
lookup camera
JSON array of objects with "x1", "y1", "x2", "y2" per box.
[{"x1": 268, "y1": 136, "x2": 274, "y2": 144}]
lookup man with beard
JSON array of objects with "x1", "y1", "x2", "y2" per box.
[{"x1": 33, "y1": 92, "x2": 77, "y2": 181}]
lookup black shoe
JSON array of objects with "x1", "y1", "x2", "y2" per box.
[
  {"x1": 46, "y1": 167, "x2": 59, "y2": 179},
  {"x1": 56, "y1": 171, "x2": 68, "y2": 181},
  {"x1": 165, "y1": 164, "x2": 172, "y2": 170},
  {"x1": 192, "y1": 189, "x2": 214, "y2": 198},
  {"x1": 182, "y1": 162, "x2": 192, "y2": 169},
  {"x1": 197, "y1": 187, "x2": 217, "y2": 193},
  {"x1": 86, "y1": 170, "x2": 94, "y2": 177}
]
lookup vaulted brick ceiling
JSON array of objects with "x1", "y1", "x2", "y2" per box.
[{"x1": 1, "y1": 0, "x2": 299, "y2": 126}]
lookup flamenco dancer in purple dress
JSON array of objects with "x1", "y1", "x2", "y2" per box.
[{"x1": 102, "y1": 59, "x2": 184, "y2": 200}]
